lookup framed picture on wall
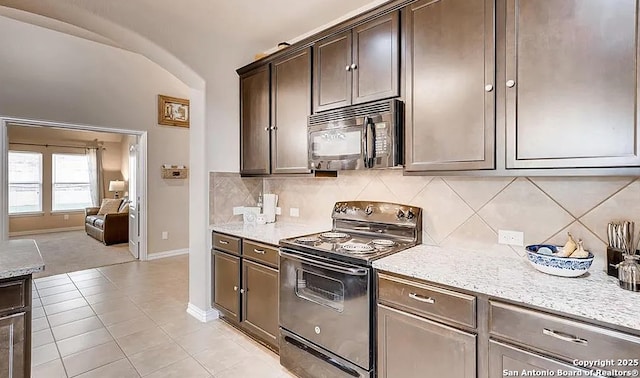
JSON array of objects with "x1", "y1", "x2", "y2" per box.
[{"x1": 158, "y1": 95, "x2": 190, "y2": 128}]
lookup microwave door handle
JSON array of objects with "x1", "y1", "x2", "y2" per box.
[
  {"x1": 367, "y1": 117, "x2": 376, "y2": 167},
  {"x1": 362, "y1": 117, "x2": 369, "y2": 168}
]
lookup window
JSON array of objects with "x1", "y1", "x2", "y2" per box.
[
  {"x1": 8, "y1": 151, "x2": 43, "y2": 214},
  {"x1": 52, "y1": 153, "x2": 93, "y2": 211}
]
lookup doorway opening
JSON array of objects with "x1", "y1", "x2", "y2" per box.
[{"x1": 0, "y1": 118, "x2": 148, "y2": 277}]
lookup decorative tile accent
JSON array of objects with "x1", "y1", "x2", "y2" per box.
[
  {"x1": 580, "y1": 179, "x2": 640, "y2": 248},
  {"x1": 377, "y1": 170, "x2": 431, "y2": 204},
  {"x1": 530, "y1": 177, "x2": 633, "y2": 217},
  {"x1": 411, "y1": 178, "x2": 474, "y2": 243},
  {"x1": 441, "y1": 214, "x2": 515, "y2": 255},
  {"x1": 443, "y1": 177, "x2": 514, "y2": 211},
  {"x1": 210, "y1": 172, "x2": 640, "y2": 258}
]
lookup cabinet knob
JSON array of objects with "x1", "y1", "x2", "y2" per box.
[
  {"x1": 506, "y1": 80, "x2": 516, "y2": 88},
  {"x1": 271, "y1": 126, "x2": 278, "y2": 131},
  {"x1": 350, "y1": 63, "x2": 357, "y2": 70},
  {"x1": 345, "y1": 65, "x2": 351, "y2": 71},
  {"x1": 264, "y1": 127, "x2": 270, "y2": 131},
  {"x1": 240, "y1": 288, "x2": 245, "y2": 294},
  {"x1": 485, "y1": 84, "x2": 494, "y2": 92},
  {"x1": 233, "y1": 286, "x2": 238, "y2": 291}
]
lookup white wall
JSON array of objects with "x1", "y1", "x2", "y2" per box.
[{"x1": 0, "y1": 16, "x2": 190, "y2": 254}]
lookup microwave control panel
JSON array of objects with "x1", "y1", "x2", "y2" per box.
[{"x1": 375, "y1": 122, "x2": 389, "y2": 156}]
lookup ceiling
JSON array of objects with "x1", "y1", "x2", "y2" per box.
[{"x1": 0, "y1": 0, "x2": 386, "y2": 79}]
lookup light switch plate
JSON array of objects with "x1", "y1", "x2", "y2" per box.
[
  {"x1": 498, "y1": 229, "x2": 524, "y2": 246},
  {"x1": 290, "y1": 208, "x2": 300, "y2": 217},
  {"x1": 162, "y1": 231, "x2": 169, "y2": 240},
  {"x1": 275, "y1": 207, "x2": 282, "y2": 215},
  {"x1": 233, "y1": 206, "x2": 244, "y2": 215}
]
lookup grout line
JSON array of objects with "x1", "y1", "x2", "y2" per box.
[
  {"x1": 576, "y1": 177, "x2": 637, "y2": 220},
  {"x1": 472, "y1": 177, "x2": 517, "y2": 215}
]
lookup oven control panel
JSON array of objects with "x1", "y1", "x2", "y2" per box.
[
  {"x1": 332, "y1": 201, "x2": 421, "y2": 225},
  {"x1": 374, "y1": 123, "x2": 389, "y2": 156}
]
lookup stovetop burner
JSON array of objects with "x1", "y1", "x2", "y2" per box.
[
  {"x1": 341, "y1": 243, "x2": 375, "y2": 254},
  {"x1": 280, "y1": 201, "x2": 422, "y2": 265},
  {"x1": 320, "y1": 232, "x2": 350, "y2": 239},
  {"x1": 371, "y1": 239, "x2": 395, "y2": 247}
]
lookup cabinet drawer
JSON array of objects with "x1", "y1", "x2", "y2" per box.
[
  {"x1": 0, "y1": 279, "x2": 26, "y2": 313},
  {"x1": 378, "y1": 273, "x2": 476, "y2": 328},
  {"x1": 242, "y1": 240, "x2": 278, "y2": 268},
  {"x1": 212, "y1": 233, "x2": 241, "y2": 255},
  {"x1": 489, "y1": 301, "x2": 640, "y2": 372}
]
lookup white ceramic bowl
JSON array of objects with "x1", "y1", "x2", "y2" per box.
[{"x1": 525, "y1": 245, "x2": 594, "y2": 278}]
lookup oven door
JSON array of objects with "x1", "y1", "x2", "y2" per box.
[{"x1": 279, "y1": 249, "x2": 371, "y2": 369}]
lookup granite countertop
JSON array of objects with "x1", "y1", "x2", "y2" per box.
[
  {"x1": 373, "y1": 245, "x2": 640, "y2": 334},
  {"x1": 0, "y1": 239, "x2": 45, "y2": 279},
  {"x1": 210, "y1": 222, "x2": 327, "y2": 246}
]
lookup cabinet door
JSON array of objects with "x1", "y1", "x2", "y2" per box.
[
  {"x1": 405, "y1": 0, "x2": 495, "y2": 171},
  {"x1": 488, "y1": 340, "x2": 586, "y2": 378},
  {"x1": 506, "y1": 0, "x2": 640, "y2": 168},
  {"x1": 0, "y1": 312, "x2": 26, "y2": 378},
  {"x1": 352, "y1": 11, "x2": 400, "y2": 105},
  {"x1": 378, "y1": 304, "x2": 476, "y2": 378},
  {"x1": 242, "y1": 259, "x2": 278, "y2": 347},
  {"x1": 213, "y1": 252, "x2": 240, "y2": 322},
  {"x1": 240, "y1": 66, "x2": 271, "y2": 175},
  {"x1": 314, "y1": 31, "x2": 352, "y2": 112},
  {"x1": 271, "y1": 48, "x2": 312, "y2": 174}
]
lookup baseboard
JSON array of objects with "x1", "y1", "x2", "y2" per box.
[
  {"x1": 146, "y1": 248, "x2": 189, "y2": 260},
  {"x1": 8, "y1": 226, "x2": 84, "y2": 237},
  {"x1": 186, "y1": 302, "x2": 219, "y2": 322}
]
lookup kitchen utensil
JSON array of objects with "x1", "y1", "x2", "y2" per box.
[
  {"x1": 607, "y1": 246, "x2": 625, "y2": 277},
  {"x1": 618, "y1": 254, "x2": 640, "y2": 292}
]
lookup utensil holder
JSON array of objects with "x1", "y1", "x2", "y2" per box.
[{"x1": 607, "y1": 247, "x2": 625, "y2": 277}]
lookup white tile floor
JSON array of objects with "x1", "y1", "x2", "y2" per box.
[{"x1": 31, "y1": 255, "x2": 294, "y2": 377}]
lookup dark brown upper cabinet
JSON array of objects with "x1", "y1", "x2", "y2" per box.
[
  {"x1": 314, "y1": 11, "x2": 399, "y2": 113},
  {"x1": 240, "y1": 48, "x2": 312, "y2": 176},
  {"x1": 271, "y1": 48, "x2": 312, "y2": 174},
  {"x1": 405, "y1": 0, "x2": 495, "y2": 172},
  {"x1": 240, "y1": 66, "x2": 271, "y2": 175},
  {"x1": 505, "y1": 0, "x2": 640, "y2": 169}
]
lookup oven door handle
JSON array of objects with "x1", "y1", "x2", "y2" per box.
[{"x1": 279, "y1": 250, "x2": 368, "y2": 276}]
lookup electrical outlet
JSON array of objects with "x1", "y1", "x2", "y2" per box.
[
  {"x1": 233, "y1": 206, "x2": 244, "y2": 215},
  {"x1": 162, "y1": 231, "x2": 169, "y2": 240},
  {"x1": 498, "y1": 229, "x2": 524, "y2": 246},
  {"x1": 275, "y1": 207, "x2": 282, "y2": 215},
  {"x1": 289, "y1": 208, "x2": 300, "y2": 217},
  {"x1": 63, "y1": 214, "x2": 69, "y2": 220}
]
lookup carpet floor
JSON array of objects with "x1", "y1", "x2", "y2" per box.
[{"x1": 10, "y1": 230, "x2": 136, "y2": 278}]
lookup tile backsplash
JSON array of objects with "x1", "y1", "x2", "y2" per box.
[{"x1": 210, "y1": 171, "x2": 640, "y2": 266}]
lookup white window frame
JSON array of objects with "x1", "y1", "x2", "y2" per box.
[
  {"x1": 8, "y1": 150, "x2": 43, "y2": 215},
  {"x1": 51, "y1": 152, "x2": 93, "y2": 212}
]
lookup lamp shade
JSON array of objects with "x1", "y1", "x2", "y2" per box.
[{"x1": 108, "y1": 180, "x2": 125, "y2": 192}]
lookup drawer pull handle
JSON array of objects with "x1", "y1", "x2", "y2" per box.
[
  {"x1": 542, "y1": 328, "x2": 588, "y2": 345},
  {"x1": 409, "y1": 293, "x2": 435, "y2": 304},
  {"x1": 218, "y1": 240, "x2": 229, "y2": 245},
  {"x1": 253, "y1": 248, "x2": 266, "y2": 254}
]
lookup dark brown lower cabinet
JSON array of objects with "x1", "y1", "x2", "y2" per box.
[
  {"x1": 211, "y1": 233, "x2": 279, "y2": 350},
  {"x1": 488, "y1": 340, "x2": 586, "y2": 377},
  {"x1": 213, "y1": 251, "x2": 240, "y2": 322},
  {"x1": 377, "y1": 304, "x2": 476, "y2": 378},
  {"x1": 0, "y1": 276, "x2": 31, "y2": 378},
  {"x1": 242, "y1": 259, "x2": 278, "y2": 346}
]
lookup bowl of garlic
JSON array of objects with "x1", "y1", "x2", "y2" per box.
[{"x1": 525, "y1": 233, "x2": 594, "y2": 277}]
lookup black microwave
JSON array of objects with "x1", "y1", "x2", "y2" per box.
[{"x1": 308, "y1": 99, "x2": 403, "y2": 171}]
